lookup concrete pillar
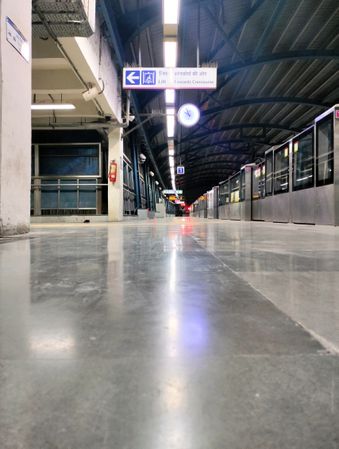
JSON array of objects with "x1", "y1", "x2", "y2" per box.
[
  {"x1": 108, "y1": 127, "x2": 123, "y2": 221},
  {"x1": 0, "y1": 0, "x2": 31, "y2": 236}
]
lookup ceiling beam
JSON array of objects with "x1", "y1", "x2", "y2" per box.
[
  {"x1": 100, "y1": 0, "x2": 166, "y2": 189},
  {"x1": 202, "y1": 96, "x2": 329, "y2": 118},
  {"x1": 218, "y1": 50, "x2": 339, "y2": 77},
  {"x1": 139, "y1": 48, "x2": 339, "y2": 109}
]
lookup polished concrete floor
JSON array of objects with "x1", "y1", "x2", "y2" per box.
[{"x1": 0, "y1": 218, "x2": 338, "y2": 449}]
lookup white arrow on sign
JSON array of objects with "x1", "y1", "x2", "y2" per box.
[{"x1": 126, "y1": 71, "x2": 140, "y2": 85}]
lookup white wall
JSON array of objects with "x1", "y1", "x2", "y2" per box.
[{"x1": 0, "y1": 0, "x2": 32, "y2": 236}]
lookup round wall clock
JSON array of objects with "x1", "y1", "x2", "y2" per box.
[{"x1": 177, "y1": 103, "x2": 200, "y2": 127}]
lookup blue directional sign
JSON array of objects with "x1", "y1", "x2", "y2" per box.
[
  {"x1": 123, "y1": 67, "x2": 217, "y2": 90},
  {"x1": 125, "y1": 70, "x2": 141, "y2": 86},
  {"x1": 177, "y1": 166, "x2": 185, "y2": 175},
  {"x1": 142, "y1": 70, "x2": 156, "y2": 85}
]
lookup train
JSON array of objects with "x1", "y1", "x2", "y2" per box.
[{"x1": 192, "y1": 105, "x2": 339, "y2": 226}]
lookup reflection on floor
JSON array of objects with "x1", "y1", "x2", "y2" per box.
[{"x1": 0, "y1": 218, "x2": 338, "y2": 449}]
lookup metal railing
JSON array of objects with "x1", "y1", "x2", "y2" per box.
[{"x1": 31, "y1": 177, "x2": 106, "y2": 216}]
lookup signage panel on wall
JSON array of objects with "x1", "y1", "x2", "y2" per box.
[
  {"x1": 6, "y1": 17, "x2": 29, "y2": 62},
  {"x1": 163, "y1": 189, "x2": 183, "y2": 195},
  {"x1": 123, "y1": 67, "x2": 217, "y2": 90}
]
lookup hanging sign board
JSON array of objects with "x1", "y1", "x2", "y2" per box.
[
  {"x1": 177, "y1": 166, "x2": 185, "y2": 175},
  {"x1": 6, "y1": 17, "x2": 29, "y2": 62},
  {"x1": 163, "y1": 189, "x2": 183, "y2": 195},
  {"x1": 123, "y1": 67, "x2": 217, "y2": 90}
]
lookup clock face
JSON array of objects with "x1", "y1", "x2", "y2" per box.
[{"x1": 177, "y1": 103, "x2": 200, "y2": 127}]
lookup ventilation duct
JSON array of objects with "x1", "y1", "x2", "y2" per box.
[{"x1": 33, "y1": 0, "x2": 96, "y2": 38}]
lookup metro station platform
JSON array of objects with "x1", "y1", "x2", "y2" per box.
[{"x1": 0, "y1": 218, "x2": 338, "y2": 449}]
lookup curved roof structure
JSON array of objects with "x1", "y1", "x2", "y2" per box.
[{"x1": 101, "y1": 0, "x2": 339, "y2": 203}]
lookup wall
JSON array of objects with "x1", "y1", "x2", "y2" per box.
[
  {"x1": 0, "y1": 0, "x2": 32, "y2": 236},
  {"x1": 60, "y1": 15, "x2": 122, "y2": 122}
]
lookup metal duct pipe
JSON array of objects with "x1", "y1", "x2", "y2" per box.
[{"x1": 32, "y1": 0, "x2": 105, "y2": 117}]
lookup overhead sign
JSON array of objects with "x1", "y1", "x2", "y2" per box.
[
  {"x1": 177, "y1": 166, "x2": 185, "y2": 175},
  {"x1": 163, "y1": 189, "x2": 183, "y2": 195},
  {"x1": 123, "y1": 67, "x2": 217, "y2": 90}
]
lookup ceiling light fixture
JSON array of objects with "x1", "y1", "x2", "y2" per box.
[
  {"x1": 164, "y1": 41, "x2": 177, "y2": 68},
  {"x1": 165, "y1": 89, "x2": 175, "y2": 104},
  {"x1": 163, "y1": 0, "x2": 180, "y2": 25},
  {"x1": 167, "y1": 114, "x2": 175, "y2": 138},
  {"x1": 31, "y1": 103, "x2": 76, "y2": 111}
]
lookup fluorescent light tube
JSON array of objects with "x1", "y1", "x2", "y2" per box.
[
  {"x1": 164, "y1": 41, "x2": 177, "y2": 68},
  {"x1": 32, "y1": 104, "x2": 76, "y2": 110},
  {"x1": 165, "y1": 89, "x2": 175, "y2": 104},
  {"x1": 163, "y1": 0, "x2": 180, "y2": 25},
  {"x1": 169, "y1": 156, "x2": 175, "y2": 168},
  {"x1": 166, "y1": 107, "x2": 176, "y2": 116},
  {"x1": 167, "y1": 115, "x2": 175, "y2": 138}
]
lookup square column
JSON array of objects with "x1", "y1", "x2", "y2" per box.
[
  {"x1": 108, "y1": 127, "x2": 123, "y2": 221},
  {"x1": 0, "y1": 0, "x2": 32, "y2": 236}
]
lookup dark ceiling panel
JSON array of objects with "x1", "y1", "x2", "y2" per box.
[{"x1": 103, "y1": 0, "x2": 339, "y2": 202}]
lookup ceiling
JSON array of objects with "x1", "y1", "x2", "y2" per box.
[
  {"x1": 103, "y1": 0, "x2": 339, "y2": 203},
  {"x1": 32, "y1": 0, "x2": 339, "y2": 203}
]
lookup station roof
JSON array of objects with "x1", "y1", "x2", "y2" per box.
[{"x1": 102, "y1": 0, "x2": 339, "y2": 203}]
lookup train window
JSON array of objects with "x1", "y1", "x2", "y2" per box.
[
  {"x1": 239, "y1": 170, "x2": 246, "y2": 202},
  {"x1": 316, "y1": 114, "x2": 334, "y2": 186},
  {"x1": 265, "y1": 152, "x2": 273, "y2": 196},
  {"x1": 252, "y1": 165, "x2": 264, "y2": 200},
  {"x1": 274, "y1": 146, "x2": 289, "y2": 194},
  {"x1": 292, "y1": 129, "x2": 314, "y2": 191},
  {"x1": 230, "y1": 175, "x2": 240, "y2": 203},
  {"x1": 261, "y1": 164, "x2": 266, "y2": 198},
  {"x1": 219, "y1": 182, "x2": 229, "y2": 206}
]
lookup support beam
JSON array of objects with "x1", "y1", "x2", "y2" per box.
[
  {"x1": 100, "y1": 0, "x2": 167, "y2": 189},
  {"x1": 108, "y1": 127, "x2": 124, "y2": 222},
  {"x1": 0, "y1": 0, "x2": 32, "y2": 236}
]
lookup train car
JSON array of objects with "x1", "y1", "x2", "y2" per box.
[
  {"x1": 207, "y1": 186, "x2": 219, "y2": 219},
  {"x1": 263, "y1": 149, "x2": 274, "y2": 222},
  {"x1": 212, "y1": 105, "x2": 339, "y2": 226},
  {"x1": 227, "y1": 165, "x2": 253, "y2": 221},
  {"x1": 272, "y1": 142, "x2": 290, "y2": 223},
  {"x1": 314, "y1": 108, "x2": 337, "y2": 225},
  {"x1": 218, "y1": 180, "x2": 230, "y2": 220},
  {"x1": 290, "y1": 126, "x2": 315, "y2": 224},
  {"x1": 229, "y1": 172, "x2": 241, "y2": 220},
  {"x1": 251, "y1": 162, "x2": 265, "y2": 221}
]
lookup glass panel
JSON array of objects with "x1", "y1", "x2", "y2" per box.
[
  {"x1": 123, "y1": 162, "x2": 128, "y2": 185},
  {"x1": 41, "y1": 180, "x2": 58, "y2": 209},
  {"x1": 239, "y1": 169, "x2": 245, "y2": 202},
  {"x1": 79, "y1": 180, "x2": 97, "y2": 209},
  {"x1": 274, "y1": 146, "x2": 289, "y2": 194},
  {"x1": 60, "y1": 179, "x2": 77, "y2": 209},
  {"x1": 39, "y1": 145, "x2": 99, "y2": 176},
  {"x1": 230, "y1": 174, "x2": 240, "y2": 203},
  {"x1": 265, "y1": 152, "x2": 273, "y2": 196},
  {"x1": 316, "y1": 114, "x2": 334, "y2": 186},
  {"x1": 219, "y1": 181, "x2": 229, "y2": 205},
  {"x1": 252, "y1": 165, "x2": 261, "y2": 200},
  {"x1": 292, "y1": 130, "x2": 314, "y2": 191},
  {"x1": 261, "y1": 164, "x2": 266, "y2": 198},
  {"x1": 129, "y1": 168, "x2": 134, "y2": 190}
]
